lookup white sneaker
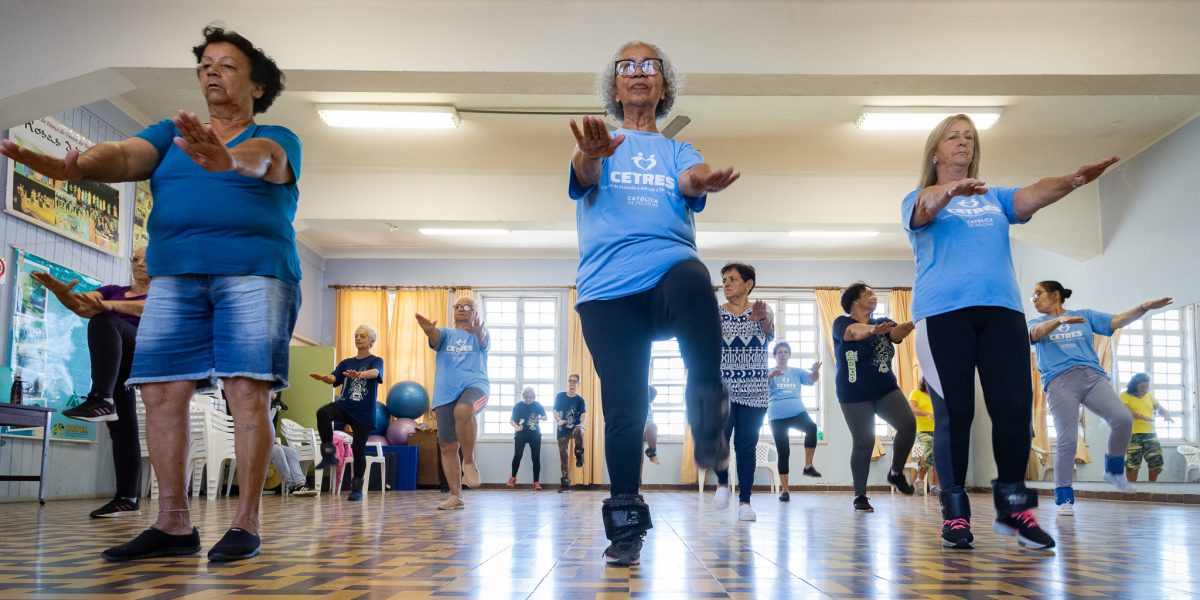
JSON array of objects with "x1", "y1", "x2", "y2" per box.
[
  {"x1": 1057, "y1": 502, "x2": 1074, "y2": 516},
  {"x1": 438, "y1": 495, "x2": 465, "y2": 510},
  {"x1": 713, "y1": 486, "x2": 731, "y2": 509},
  {"x1": 738, "y1": 504, "x2": 757, "y2": 521},
  {"x1": 1104, "y1": 471, "x2": 1137, "y2": 493},
  {"x1": 914, "y1": 479, "x2": 925, "y2": 495},
  {"x1": 462, "y1": 461, "x2": 481, "y2": 488}
]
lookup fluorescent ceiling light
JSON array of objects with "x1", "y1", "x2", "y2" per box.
[
  {"x1": 418, "y1": 228, "x2": 510, "y2": 236},
  {"x1": 787, "y1": 230, "x2": 879, "y2": 238},
  {"x1": 856, "y1": 107, "x2": 1002, "y2": 131},
  {"x1": 317, "y1": 104, "x2": 459, "y2": 129}
]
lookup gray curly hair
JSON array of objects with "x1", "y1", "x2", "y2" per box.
[
  {"x1": 355, "y1": 324, "x2": 378, "y2": 344},
  {"x1": 596, "y1": 41, "x2": 682, "y2": 121}
]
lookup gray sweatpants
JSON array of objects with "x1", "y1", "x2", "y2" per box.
[
  {"x1": 839, "y1": 389, "x2": 916, "y2": 497},
  {"x1": 271, "y1": 444, "x2": 306, "y2": 489},
  {"x1": 1046, "y1": 366, "x2": 1134, "y2": 489}
]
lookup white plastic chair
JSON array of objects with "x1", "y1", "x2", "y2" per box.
[
  {"x1": 752, "y1": 443, "x2": 781, "y2": 495},
  {"x1": 1178, "y1": 445, "x2": 1200, "y2": 482},
  {"x1": 1030, "y1": 447, "x2": 1054, "y2": 481},
  {"x1": 205, "y1": 403, "x2": 238, "y2": 499},
  {"x1": 280, "y1": 418, "x2": 321, "y2": 495},
  {"x1": 136, "y1": 394, "x2": 208, "y2": 499},
  {"x1": 361, "y1": 441, "x2": 388, "y2": 494}
]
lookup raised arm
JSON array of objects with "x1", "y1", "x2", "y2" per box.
[
  {"x1": 909, "y1": 179, "x2": 989, "y2": 229},
  {"x1": 1110, "y1": 298, "x2": 1173, "y2": 331},
  {"x1": 842, "y1": 320, "x2": 896, "y2": 342},
  {"x1": 308, "y1": 372, "x2": 336, "y2": 385},
  {"x1": 678, "y1": 163, "x2": 740, "y2": 198},
  {"x1": 1012, "y1": 157, "x2": 1118, "y2": 221},
  {"x1": 1029, "y1": 315, "x2": 1087, "y2": 343},
  {"x1": 465, "y1": 311, "x2": 489, "y2": 348},
  {"x1": 748, "y1": 300, "x2": 774, "y2": 337},
  {"x1": 0, "y1": 136, "x2": 159, "y2": 184},
  {"x1": 415, "y1": 313, "x2": 442, "y2": 347},
  {"x1": 75, "y1": 295, "x2": 146, "y2": 319},
  {"x1": 172, "y1": 112, "x2": 293, "y2": 184},
  {"x1": 808, "y1": 360, "x2": 822, "y2": 384},
  {"x1": 569, "y1": 115, "x2": 624, "y2": 189},
  {"x1": 889, "y1": 321, "x2": 915, "y2": 343}
]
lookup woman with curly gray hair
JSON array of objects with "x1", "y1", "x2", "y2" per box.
[{"x1": 567, "y1": 41, "x2": 740, "y2": 567}]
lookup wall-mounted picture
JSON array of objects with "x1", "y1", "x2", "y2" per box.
[
  {"x1": 4, "y1": 117, "x2": 126, "y2": 257},
  {"x1": 133, "y1": 179, "x2": 152, "y2": 248}
]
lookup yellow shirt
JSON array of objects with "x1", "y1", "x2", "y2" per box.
[
  {"x1": 1121, "y1": 391, "x2": 1156, "y2": 434},
  {"x1": 910, "y1": 388, "x2": 935, "y2": 432}
]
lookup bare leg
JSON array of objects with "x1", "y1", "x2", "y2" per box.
[
  {"x1": 1149, "y1": 468, "x2": 1161, "y2": 482},
  {"x1": 780, "y1": 473, "x2": 790, "y2": 492},
  {"x1": 440, "y1": 441, "x2": 462, "y2": 496},
  {"x1": 644, "y1": 422, "x2": 658, "y2": 451},
  {"x1": 804, "y1": 446, "x2": 816, "y2": 468},
  {"x1": 1127, "y1": 468, "x2": 1139, "y2": 482},
  {"x1": 143, "y1": 381, "x2": 196, "y2": 535},
  {"x1": 223, "y1": 377, "x2": 273, "y2": 535},
  {"x1": 456, "y1": 402, "x2": 478, "y2": 472}
]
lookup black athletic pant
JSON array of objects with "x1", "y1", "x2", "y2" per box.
[
  {"x1": 88, "y1": 313, "x2": 141, "y2": 498},
  {"x1": 511, "y1": 430, "x2": 542, "y2": 481},
  {"x1": 915, "y1": 306, "x2": 1033, "y2": 489},
  {"x1": 716, "y1": 402, "x2": 768, "y2": 503},
  {"x1": 576, "y1": 259, "x2": 724, "y2": 497},
  {"x1": 315, "y1": 403, "x2": 371, "y2": 483},
  {"x1": 770, "y1": 411, "x2": 818, "y2": 475}
]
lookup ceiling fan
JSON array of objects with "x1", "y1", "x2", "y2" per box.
[{"x1": 603, "y1": 114, "x2": 691, "y2": 139}]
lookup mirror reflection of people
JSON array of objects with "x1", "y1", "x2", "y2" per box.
[
  {"x1": 310, "y1": 325, "x2": 384, "y2": 501},
  {"x1": 1029, "y1": 280, "x2": 1171, "y2": 514},
  {"x1": 1121, "y1": 373, "x2": 1173, "y2": 482},
  {"x1": 907, "y1": 377, "x2": 939, "y2": 496},
  {"x1": 508, "y1": 386, "x2": 547, "y2": 490},
  {"x1": 32, "y1": 248, "x2": 148, "y2": 519},
  {"x1": 554, "y1": 374, "x2": 587, "y2": 492}
]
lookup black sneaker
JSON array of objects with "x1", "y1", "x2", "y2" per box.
[
  {"x1": 994, "y1": 510, "x2": 1056, "y2": 550},
  {"x1": 207, "y1": 528, "x2": 261, "y2": 562},
  {"x1": 290, "y1": 485, "x2": 317, "y2": 497},
  {"x1": 316, "y1": 444, "x2": 338, "y2": 469},
  {"x1": 802, "y1": 465, "x2": 822, "y2": 478},
  {"x1": 941, "y1": 518, "x2": 974, "y2": 549},
  {"x1": 779, "y1": 491, "x2": 790, "y2": 502},
  {"x1": 559, "y1": 477, "x2": 570, "y2": 493},
  {"x1": 603, "y1": 537, "x2": 644, "y2": 567},
  {"x1": 63, "y1": 396, "x2": 118, "y2": 422},
  {"x1": 853, "y1": 495, "x2": 874, "y2": 512},
  {"x1": 887, "y1": 467, "x2": 915, "y2": 495},
  {"x1": 644, "y1": 447, "x2": 660, "y2": 464},
  {"x1": 102, "y1": 527, "x2": 201, "y2": 562},
  {"x1": 90, "y1": 496, "x2": 141, "y2": 518},
  {"x1": 576, "y1": 454, "x2": 584, "y2": 468}
]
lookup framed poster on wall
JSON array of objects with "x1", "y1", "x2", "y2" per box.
[
  {"x1": 2, "y1": 248, "x2": 100, "y2": 443},
  {"x1": 4, "y1": 117, "x2": 127, "y2": 257},
  {"x1": 132, "y1": 179, "x2": 153, "y2": 249}
]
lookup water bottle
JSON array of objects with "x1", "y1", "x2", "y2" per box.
[
  {"x1": 817, "y1": 429, "x2": 824, "y2": 441},
  {"x1": 10, "y1": 375, "x2": 22, "y2": 405}
]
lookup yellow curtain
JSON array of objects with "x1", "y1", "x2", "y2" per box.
[
  {"x1": 815, "y1": 288, "x2": 886, "y2": 460},
  {"x1": 334, "y1": 289, "x2": 389, "y2": 363},
  {"x1": 1028, "y1": 352, "x2": 1050, "y2": 480},
  {"x1": 387, "y1": 289, "x2": 451, "y2": 422},
  {"x1": 567, "y1": 288, "x2": 604, "y2": 485},
  {"x1": 680, "y1": 429, "x2": 697, "y2": 484}
]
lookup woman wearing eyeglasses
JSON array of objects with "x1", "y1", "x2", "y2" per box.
[
  {"x1": 1028, "y1": 280, "x2": 1170, "y2": 515},
  {"x1": 904, "y1": 114, "x2": 1118, "y2": 550},
  {"x1": 568, "y1": 41, "x2": 740, "y2": 567},
  {"x1": 30, "y1": 247, "x2": 148, "y2": 520}
]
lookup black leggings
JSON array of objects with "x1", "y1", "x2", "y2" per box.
[
  {"x1": 915, "y1": 306, "x2": 1033, "y2": 488},
  {"x1": 315, "y1": 403, "x2": 371, "y2": 483},
  {"x1": 840, "y1": 390, "x2": 916, "y2": 497},
  {"x1": 88, "y1": 313, "x2": 141, "y2": 498},
  {"x1": 511, "y1": 431, "x2": 542, "y2": 481},
  {"x1": 770, "y1": 411, "x2": 818, "y2": 475},
  {"x1": 577, "y1": 259, "x2": 723, "y2": 497}
]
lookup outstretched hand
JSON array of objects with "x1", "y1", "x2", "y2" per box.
[
  {"x1": 1058, "y1": 315, "x2": 1088, "y2": 325},
  {"x1": 570, "y1": 115, "x2": 625, "y2": 159},
  {"x1": 945, "y1": 178, "x2": 988, "y2": 199},
  {"x1": 810, "y1": 360, "x2": 822, "y2": 375},
  {"x1": 1140, "y1": 297, "x2": 1173, "y2": 311},
  {"x1": 686, "y1": 166, "x2": 740, "y2": 194},
  {"x1": 30, "y1": 272, "x2": 78, "y2": 296},
  {"x1": 0, "y1": 140, "x2": 81, "y2": 181},
  {"x1": 748, "y1": 300, "x2": 771, "y2": 322},
  {"x1": 1071, "y1": 156, "x2": 1119, "y2": 188},
  {"x1": 871, "y1": 320, "x2": 898, "y2": 336},
  {"x1": 172, "y1": 111, "x2": 235, "y2": 172},
  {"x1": 465, "y1": 311, "x2": 485, "y2": 335},
  {"x1": 414, "y1": 313, "x2": 437, "y2": 332}
]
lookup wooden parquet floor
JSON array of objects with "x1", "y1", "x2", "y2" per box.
[{"x1": 0, "y1": 490, "x2": 1197, "y2": 599}]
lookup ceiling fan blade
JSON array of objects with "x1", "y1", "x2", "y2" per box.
[{"x1": 661, "y1": 115, "x2": 691, "y2": 139}]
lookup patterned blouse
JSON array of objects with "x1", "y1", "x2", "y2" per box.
[{"x1": 720, "y1": 305, "x2": 774, "y2": 408}]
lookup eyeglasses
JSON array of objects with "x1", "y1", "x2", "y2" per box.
[
  {"x1": 453, "y1": 304, "x2": 475, "y2": 312},
  {"x1": 614, "y1": 58, "x2": 663, "y2": 77},
  {"x1": 1031, "y1": 290, "x2": 1046, "y2": 300}
]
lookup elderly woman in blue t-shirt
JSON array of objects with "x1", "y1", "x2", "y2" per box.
[
  {"x1": 903, "y1": 114, "x2": 1117, "y2": 551},
  {"x1": 2, "y1": 26, "x2": 301, "y2": 563},
  {"x1": 568, "y1": 41, "x2": 739, "y2": 567}
]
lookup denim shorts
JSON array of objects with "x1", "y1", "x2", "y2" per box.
[{"x1": 127, "y1": 275, "x2": 300, "y2": 392}]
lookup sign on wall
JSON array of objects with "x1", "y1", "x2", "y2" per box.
[
  {"x1": 3, "y1": 248, "x2": 100, "y2": 443},
  {"x1": 4, "y1": 117, "x2": 127, "y2": 257}
]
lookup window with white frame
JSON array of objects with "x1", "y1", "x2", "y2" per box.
[
  {"x1": 870, "y1": 294, "x2": 894, "y2": 439},
  {"x1": 478, "y1": 294, "x2": 560, "y2": 436},
  {"x1": 1112, "y1": 307, "x2": 1196, "y2": 441},
  {"x1": 646, "y1": 291, "x2": 826, "y2": 440}
]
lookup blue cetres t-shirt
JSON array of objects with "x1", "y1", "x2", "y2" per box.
[
  {"x1": 767, "y1": 366, "x2": 814, "y2": 421},
  {"x1": 331, "y1": 354, "x2": 385, "y2": 425},
  {"x1": 832, "y1": 315, "x2": 901, "y2": 404},
  {"x1": 431, "y1": 327, "x2": 490, "y2": 409},
  {"x1": 569, "y1": 128, "x2": 706, "y2": 303},
  {"x1": 134, "y1": 119, "x2": 303, "y2": 284},
  {"x1": 1029, "y1": 309, "x2": 1115, "y2": 389},
  {"x1": 901, "y1": 186, "x2": 1027, "y2": 322}
]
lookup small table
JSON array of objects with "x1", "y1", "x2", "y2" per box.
[{"x1": 0, "y1": 403, "x2": 55, "y2": 504}]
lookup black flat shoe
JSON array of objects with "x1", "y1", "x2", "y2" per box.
[
  {"x1": 207, "y1": 528, "x2": 261, "y2": 562},
  {"x1": 102, "y1": 527, "x2": 200, "y2": 562}
]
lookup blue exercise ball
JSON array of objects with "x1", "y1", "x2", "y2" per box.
[
  {"x1": 372, "y1": 401, "x2": 391, "y2": 436},
  {"x1": 386, "y1": 381, "x2": 429, "y2": 420}
]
